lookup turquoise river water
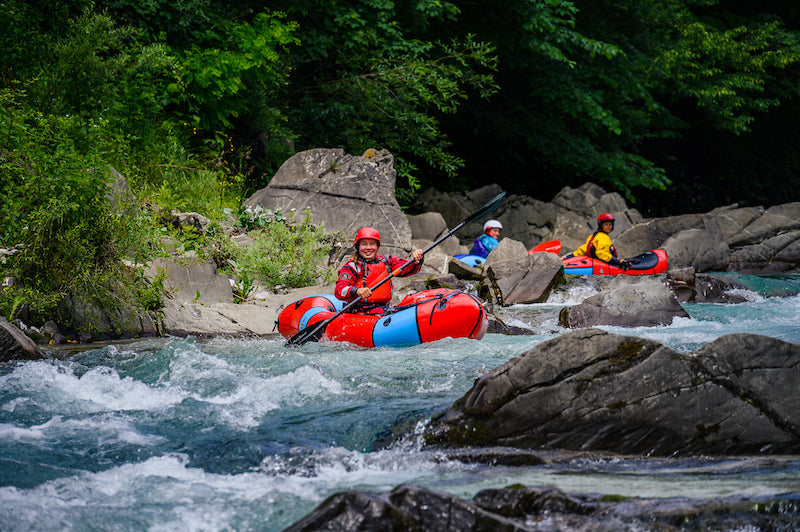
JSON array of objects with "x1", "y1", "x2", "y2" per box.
[{"x1": 1, "y1": 273, "x2": 799, "y2": 530}]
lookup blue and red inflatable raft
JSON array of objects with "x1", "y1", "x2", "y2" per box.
[{"x1": 277, "y1": 288, "x2": 488, "y2": 348}]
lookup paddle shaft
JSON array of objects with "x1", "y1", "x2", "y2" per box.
[{"x1": 285, "y1": 191, "x2": 506, "y2": 346}]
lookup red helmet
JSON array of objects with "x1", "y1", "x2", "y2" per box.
[
  {"x1": 355, "y1": 227, "x2": 381, "y2": 246},
  {"x1": 597, "y1": 213, "x2": 615, "y2": 231}
]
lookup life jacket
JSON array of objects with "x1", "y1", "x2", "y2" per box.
[
  {"x1": 586, "y1": 231, "x2": 618, "y2": 261},
  {"x1": 356, "y1": 256, "x2": 393, "y2": 304},
  {"x1": 470, "y1": 234, "x2": 499, "y2": 258}
]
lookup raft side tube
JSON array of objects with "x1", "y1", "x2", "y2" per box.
[
  {"x1": 373, "y1": 308, "x2": 422, "y2": 346},
  {"x1": 277, "y1": 295, "x2": 343, "y2": 338}
]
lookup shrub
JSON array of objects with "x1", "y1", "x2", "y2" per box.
[
  {"x1": 0, "y1": 90, "x2": 164, "y2": 329},
  {"x1": 232, "y1": 212, "x2": 342, "y2": 289}
]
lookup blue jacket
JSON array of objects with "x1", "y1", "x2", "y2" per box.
[{"x1": 470, "y1": 234, "x2": 499, "y2": 258}]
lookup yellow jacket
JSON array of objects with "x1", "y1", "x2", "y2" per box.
[{"x1": 573, "y1": 231, "x2": 616, "y2": 263}]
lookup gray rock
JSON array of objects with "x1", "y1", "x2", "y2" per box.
[
  {"x1": 412, "y1": 181, "x2": 800, "y2": 275},
  {"x1": 285, "y1": 481, "x2": 800, "y2": 532},
  {"x1": 483, "y1": 251, "x2": 564, "y2": 306},
  {"x1": 727, "y1": 203, "x2": 800, "y2": 247},
  {"x1": 561, "y1": 276, "x2": 689, "y2": 327},
  {"x1": 550, "y1": 183, "x2": 638, "y2": 225},
  {"x1": 165, "y1": 210, "x2": 212, "y2": 232},
  {"x1": 667, "y1": 271, "x2": 750, "y2": 304},
  {"x1": 161, "y1": 285, "x2": 337, "y2": 337},
  {"x1": 284, "y1": 484, "x2": 530, "y2": 532},
  {"x1": 613, "y1": 213, "x2": 707, "y2": 259},
  {"x1": 661, "y1": 228, "x2": 730, "y2": 272},
  {"x1": 425, "y1": 329, "x2": 800, "y2": 455},
  {"x1": 707, "y1": 204, "x2": 764, "y2": 244},
  {"x1": 0, "y1": 317, "x2": 48, "y2": 362},
  {"x1": 449, "y1": 257, "x2": 483, "y2": 280},
  {"x1": 483, "y1": 238, "x2": 529, "y2": 267},
  {"x1": 729, "y1": 229, "x2": 800, "y2": 273},
  {"x1": 423, "y1": 273, "x2": 466, "y2": 291},
  {"x1": 486, "y1": 316, "x2": 536, "y2": 335},
  {"x1": 146, "y1": 257, "x2": 234, "y2": 304},
  {"x1": 407, "y1": 212, "x2": 447, "y2": 241},
  {"x1": 243, "y1": 148, "x2": 412, "y2": 257}
]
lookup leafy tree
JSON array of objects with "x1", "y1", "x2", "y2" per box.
[
  {"x1": 575, "y1": 0, "x2": 800, "y2": 210},
  {"x1": 263, "y1": 0, "x2": 499, "y2": 198},
  {"x1": 426, "y1": 0, "x2": 800, "y2": 207}
]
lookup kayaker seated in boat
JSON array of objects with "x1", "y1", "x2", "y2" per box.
[
  {"x1": 335, "y1": 227, "x2": 424, "y2": 313},
  {"x1": 470, "y1": 220, "x2": 502, "y2": 258},
  {"x1": 561, "y1": 213, "x2": 629, "y2": 269}
]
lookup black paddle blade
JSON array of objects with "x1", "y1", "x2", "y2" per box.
[
  {"x1": 285, "y1": 320, "x2": 327, "y2": 347},
  {"x1": 466, "y1": 191, "x2": 506, "y2": 226}
]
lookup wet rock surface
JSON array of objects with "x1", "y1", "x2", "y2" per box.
[
  {"x1": 284, "y1": 483, "x2": 800, "y2": 531},
  {"x1": 425, "y1": 329, "x2": 800, "y2": 455},
  {"x1": 559, "y1": 276, "x2": 689, "y2": 327}
]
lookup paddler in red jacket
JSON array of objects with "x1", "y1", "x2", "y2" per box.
[
  {"x1": 562, "y1": 213, "x2": 629, "y2": 268},
  {"x1": 335, "y1": 227, "x2": 424, "y2": 312}
]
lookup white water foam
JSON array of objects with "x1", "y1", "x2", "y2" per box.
[
  {"x1": 0, "y1": 453, "x2": 322, "y2": 532},
  {"x1": 0, "y1": 414, "x2": 164, "y2": 446},
  {"x1": 0, "y1": 361, "x2": 186, "y2": 414}
]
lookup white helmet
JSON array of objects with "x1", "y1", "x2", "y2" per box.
[{"x1": 483, "y1": 219, "x2": 502, "y2": 232}]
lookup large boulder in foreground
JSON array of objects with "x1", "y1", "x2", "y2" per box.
[
  {"x1": 243, "y1": 148, "x2": 412, "y2": 257},
  {"x1": 425, "y1": 329, "x2": 800, "y2": 455},
  {"x1": 560, "y1": 276, "x2": 689, "y2": 328}
]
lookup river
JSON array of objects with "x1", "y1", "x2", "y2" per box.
[{"x1": 1, "y1": 273, "x2": 799, "y2": 530}]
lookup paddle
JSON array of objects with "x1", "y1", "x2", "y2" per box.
[
  {"x1": 285, "y1": 191, "x2": 507, "y2": 347},
  {"x1": 528, "y1": 240, "x2": 561, "y2": 255}
]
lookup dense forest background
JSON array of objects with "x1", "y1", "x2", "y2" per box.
[
  {"x1": 5, "y1": 1, "x2": 800, "y2": 214},
  {"x1": 2, "y1": 0, "x2": 800, "y2": 327}
]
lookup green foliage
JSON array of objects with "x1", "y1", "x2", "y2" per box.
[
  {"x1": 653, "y1": 17, "x2": 798, "y2": 134},
  {"x1": 133, "y1": 129, "x2": 246, "y2": 218},
  {"x1": 22, "y1": 10, "x2": 177, "y2": 147},
  {"x1": 170, "y1": 12, "x2": 299, "y2": 132},
  {"x1": 0, "y1": 87, "x2": 164, "y2": 327},
  {"x1": 279, "y1": 0, "x2": 499, "y2": 190},
  {"x1": 232, "y1": 213, "x2": 340, "y2": 289},
  {"x1": 395, "y1": 157, "x2": 422, "y2": 207},
  {"x1": 226, "y1": 205, "x2": 285, "y2": 231}
]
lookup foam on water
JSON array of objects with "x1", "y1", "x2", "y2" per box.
[
  {"x1": 0, "y1": 453, "x2": 322, "y2": 531},
  {"x1": 0, "y1": 360, "x2": 186, "y2": 414},
  {"x1": 0, "y1": 415, "x2": 164, "y2": 446}
]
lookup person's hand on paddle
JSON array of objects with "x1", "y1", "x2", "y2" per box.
[
  {"x1": 356, "y1": 287, "x2": 372, "y2": 298},
  {"x1": 411, "y1": 249, "x2": 423, "y2": 263}
]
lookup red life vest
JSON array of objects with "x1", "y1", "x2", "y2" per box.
[{"x1": 356, "y1": 257, "x2": 393, "y2": 304}]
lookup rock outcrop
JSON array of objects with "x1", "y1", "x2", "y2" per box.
[
  {"x1": 425, "y1": 329, "x2": 800, "y2": 455},
  {"x1": 285, "y1": 483, "x2": 800, "y2": 532},
  {"x1": 1, "y1": 317, "x2": 48, "y2": 362},
  {"x1": 413, "y1": 182, "x2": 642, "y2": 254},
  {"x1": 479, "y1": 239, "x2": 564, "y2": 306},
  {"x1": 414, "y1": 183, "x2": 800, "y2": 274},
  {"x1": 243, "y1": 148, "x2": 412, "y2": 257},
  {"x1": 559, "y1": 276, "x2": 689, "y2": 327}
]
